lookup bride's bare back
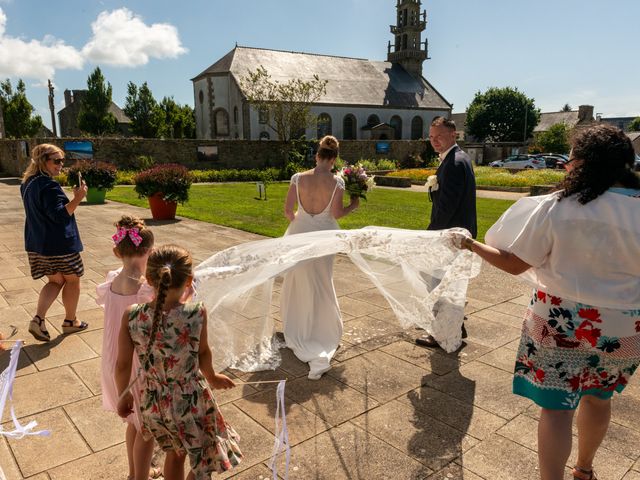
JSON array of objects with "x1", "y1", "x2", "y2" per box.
[{"x1": 296, "y1": 169, "x2": 338, "y2": 215}]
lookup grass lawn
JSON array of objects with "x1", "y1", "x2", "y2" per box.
[{"x1": 107, "y1": 183, "x2": 514, "y2": 241}]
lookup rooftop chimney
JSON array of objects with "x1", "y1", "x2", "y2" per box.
[{"x1": 578, "y1": 105, "x2": 594, "y2": 122}]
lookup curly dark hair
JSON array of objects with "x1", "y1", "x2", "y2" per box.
[{"x1": 558, "y1": 124, "x2": 639, "y2": 204}]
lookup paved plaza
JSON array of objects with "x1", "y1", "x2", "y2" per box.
[{"x1": 0, "y1": 179, "x2": 639, "y2": 480}]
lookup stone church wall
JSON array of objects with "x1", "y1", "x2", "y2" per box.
[{"x1": 0, "y1": 138, "x2": 429, "y2": 176}]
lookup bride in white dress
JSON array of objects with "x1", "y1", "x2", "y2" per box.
[{"x1": 281, "y1": 135, "x2": 359, "y2": 379}]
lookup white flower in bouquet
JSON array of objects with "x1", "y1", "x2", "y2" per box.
[{"x1": 425, "y1": 175, "x2": 439, "y2": 192}]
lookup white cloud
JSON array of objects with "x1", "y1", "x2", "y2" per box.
[
  {"x1": 81, "y1": 8, "x2": 187, "y2": 67},
  {"x1": 0, "y1": 7, "x2": 84, "y2": 80},
  {"x1": 0, "y1": 7, "x2": 186, "y2": 83}
]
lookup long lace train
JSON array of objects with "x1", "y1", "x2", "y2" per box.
[{"x1": 194, "y1": 227, "x2": 481, "y2": 372}]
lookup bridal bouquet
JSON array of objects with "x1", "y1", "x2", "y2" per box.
[{"x1": 339, "y1": 164, "x2": 374, "y2": 200}]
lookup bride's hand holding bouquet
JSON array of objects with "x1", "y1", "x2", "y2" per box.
[{"x1": 339, "y1": 164, "x2": 374, "y2": 200}]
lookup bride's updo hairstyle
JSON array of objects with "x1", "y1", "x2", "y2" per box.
[{"x1": 317, "y1": 135, "x2": 339, "y2": 161}]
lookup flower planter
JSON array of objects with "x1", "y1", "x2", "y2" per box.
[
  {"x1": 148, "y1": 193, "x2": 178, "y2": 220},
  {"x1": 85, "y1": 187, "x2": 107, "y2": 204}
]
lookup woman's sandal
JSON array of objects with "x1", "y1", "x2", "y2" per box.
[
  {"x1": 61, "y1": 319, "x2": 88, "y2": 334},
  {"x1": 28, "y1": 315, "x2": 50, "y2": 342},
  {"x1": 573, "y1": 466, "x2": 598, "y2": 480}
]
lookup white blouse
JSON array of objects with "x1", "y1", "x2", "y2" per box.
[{"x1": 485, "y1": 190, "x2": 640, "y2": 310}]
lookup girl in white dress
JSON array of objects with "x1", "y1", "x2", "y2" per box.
[{"x1": 281, "y1": 135, "x2": 359, "y2": 379}]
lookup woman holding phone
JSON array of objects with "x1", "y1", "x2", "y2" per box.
[{"x1": 20, "y1": 144, "x2": 89, "y2": 342}]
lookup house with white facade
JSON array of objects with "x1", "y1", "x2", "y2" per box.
[{"x1": 191, "y1": 0, "x2": 451, "y2": 141}]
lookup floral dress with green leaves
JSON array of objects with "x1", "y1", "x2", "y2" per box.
[{"x1": 128, "y1": 302, "x2": 242, "y2": 479}]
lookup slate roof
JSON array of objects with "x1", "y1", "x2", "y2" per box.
[
  {"x1": 533, "y1": 111, "x2": 580, "y2": 133},
  {"x1": 193, "y1": 46, "x2": 451, "y2": 110}
]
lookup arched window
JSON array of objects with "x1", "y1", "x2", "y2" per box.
[
  {"x1": 411, "y1": 116, "x2": 423, "y2": 140},
  {"x1": 198, "y1": 90, "x2": 204, "y2": 104},
  {"x1": 390, "y1": 115, "x2": 402, "y2": 140},
  {"x1": 214, "y1": 108, "x2": 229, "y2": 136},
  {"x1": 402, "y1": 34, "x2": 408, "y2": 50},
  {"x1": 233, "y1": 106, "x2": 238, "y2": 124},
  {"x1": 343, "y1": 114, "x2": 357, "y2": 140},
  {"x1": 367, "y1": 114, "x2": 380, "y2": 127},
  {"x1": 317, "y1": 113, "x2": 332, "y2": 138}
]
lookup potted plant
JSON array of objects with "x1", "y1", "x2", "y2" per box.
[
  {"x1": 67, "y1": 160, "x2": 117, "y2": 204},
  {"x1": 134, "y1": 163, "x2": 192, "y2": 220}
]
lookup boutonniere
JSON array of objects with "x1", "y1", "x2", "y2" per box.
[{"x1": 425, "y1": 175, "x2": 439, "y2": 192}]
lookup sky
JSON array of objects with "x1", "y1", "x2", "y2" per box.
[{"x1": 1, "y1": 0, "x2": 638, "y2": 132}]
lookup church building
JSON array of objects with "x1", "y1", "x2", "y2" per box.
[{"x1": 191, "y1": 0, "x2": 451, "y2": 141}]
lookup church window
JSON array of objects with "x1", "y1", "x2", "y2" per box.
[
  {"x1": 343, "y1": 114, "x2": 357, "y2": 140},
  {"x1": 367, "y1": 114, "x2": 380, "y2": 127},
  {"x1": 214, "y1": 108, "x2": 229, "y2": 136},
  {"x1": 233, "y1": 106, "x2": 238, "y2": 124},
  {"x1": 258, "y1": 107, "x2": 269, "y2": 124},
  {"x1": 198, "y1": 90, "x2": 204, "y2": 104},
  {"x1": 411, "y1": 116, "x2": 424, "y2": 140},
  {"x1": 390, "y1": 115, "x2": 402, "y2": 140},
  {"x1": 402, "y1": 34, "x2": 408, "y2": 50},
  {"x1": 317, "y1": 113, "x2": 332, "y2": 138}
]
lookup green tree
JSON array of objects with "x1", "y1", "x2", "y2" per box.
[
  {"x1": 124, "y1": 81, "x2": 163, "y2": 138},
  {"x1": 156, "y1": 97, "x2": 196, "y2": 139},
  {"x1": 561, "y1": 103, "x2": 572, "y2": 112},
  {"x1": 78, "y1": 67, "x2": 118, "y2": 135},
  {"x1": 466, "y1": 87, "x2": 540, "y2": 142},
  {"x1": 240, "y1": 65, "x2": 328, "y2": 142},
  {"x1": 0, "y1": 79, "x2": 43, "y2": 138},
  {"x1": 535, "y1": 123, "x2": 570, "y2": 154},
  {"x1": 628, "y1": 117, "x2": 640, "y2": 132}
]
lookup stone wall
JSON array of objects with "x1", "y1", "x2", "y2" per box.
[{"x1": 0, "y1": 137, "x2": 429, "y2": 176}]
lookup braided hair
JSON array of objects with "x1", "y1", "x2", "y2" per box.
[
  {"x1": 558, "y1": 124, "x2": 639, "y2": 204},
  {"x1": 143, "y1": 244, "x2": 193, "y2": 365}
]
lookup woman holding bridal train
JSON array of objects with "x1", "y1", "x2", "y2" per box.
[{"x1": 280, "y1": 135, "x2": 359, "y2": 379}]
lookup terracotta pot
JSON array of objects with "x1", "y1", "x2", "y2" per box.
[
  {"x1": 85, "y1": 187, "x2": 107, "y2": 204},
  {"x1": 148, "y1": 193, "x2": 177, "y2": 220}
]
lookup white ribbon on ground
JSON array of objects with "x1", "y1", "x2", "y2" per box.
[
  {"x1": 269, "y1": 380, "x2": 290, "y2": 479},
  {"x1": 0, "y1": 341, "x2": 50, "y2": 439}
]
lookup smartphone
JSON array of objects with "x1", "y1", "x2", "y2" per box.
[{"x1": 77, "y1": 171, "x2": 82, "y2": 188}]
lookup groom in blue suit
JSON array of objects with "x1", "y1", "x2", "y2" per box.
[
  {"x1": 427, "y1": 116, "x2": 477, "y2": 237},
  {"x1": 417, "y1": 116, "x2": 477, "y2": 348}
]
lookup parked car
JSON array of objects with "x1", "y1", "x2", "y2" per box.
[
  {"x1": 635, "y1": 154, "x2": 640, "y2": 172},
  {"x1": 489, "y1": 154, "x2": 547, "y2": 169},
  {"x1": 539, "y1": 153, "x2": 570, "y2": 169}
]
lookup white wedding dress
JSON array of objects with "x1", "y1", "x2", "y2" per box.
[{"x1": 280, "y1": 173, "x2": 344, "y2": 379}]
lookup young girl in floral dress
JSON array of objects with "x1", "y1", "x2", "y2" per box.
[
  {"x1": 115, "y1": 244, "x2": 242, "y2": 480},
  {"x1": 96, "y1": 215, "x2": 158, "y2": 480}
]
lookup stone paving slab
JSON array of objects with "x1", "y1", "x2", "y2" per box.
[{"x1": 0, "y1": 180, "x2": 638, "y2": 479}]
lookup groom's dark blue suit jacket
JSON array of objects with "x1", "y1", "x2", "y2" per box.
[{"x1": 427, "y1": 145, "x2": 477, "y2": 238}]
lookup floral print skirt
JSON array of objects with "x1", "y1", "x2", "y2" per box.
[
  {"x1": 513, "y1": 289, "x2": 640, "y2": 410},
  {"x1": 140, "y1": 376, "x2": 242, "y2": 479}
]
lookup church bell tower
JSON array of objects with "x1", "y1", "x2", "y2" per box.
[{"x1": 387, "y1": 0, "x2": 429, "y2": 77}]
